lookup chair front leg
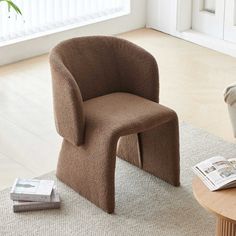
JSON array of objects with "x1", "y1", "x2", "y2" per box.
[
  {"x1": 56, "y1": 134, "x2": 118, "y2": 213},
  {"x1": 140, "y1": 117, "x2": 180, "y2": 186},
  {"x1": 117, "y1": 117, "x2": 180, "y2": 187}
]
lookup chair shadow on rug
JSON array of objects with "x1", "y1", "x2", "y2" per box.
[{"x1": 49, "y1": 36, "x2": 180, "y2": 213}]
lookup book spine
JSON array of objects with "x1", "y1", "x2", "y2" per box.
[
  {"x1": 10, "y1": 193, "x2": 51, "y2": 202},
  {"x1": 13, "y1": 202, "x2": 60, "y2": 213}
]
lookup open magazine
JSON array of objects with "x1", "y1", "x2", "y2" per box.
[{"x1": 192, "y1": 156, "x2": 236, "y2": 191}]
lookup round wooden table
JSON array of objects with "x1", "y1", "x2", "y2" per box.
[{"x1": 192, "y1": 177, "x2": 236, "y2": 236}]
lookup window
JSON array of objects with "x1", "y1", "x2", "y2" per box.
[
  {"x1": 0, "y1": 0, "x2": 130, "y2": 43},
  {"x1": 202, "y1": 0, "x2": 215, "y2": 14}
]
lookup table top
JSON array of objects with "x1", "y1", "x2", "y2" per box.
[{"x1": 192, "y1": 177, "x2": 236, "y2": 221}]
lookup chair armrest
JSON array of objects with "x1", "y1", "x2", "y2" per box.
[{"x1": 50, "y1": 53, "x2": 85, "y2": 146}]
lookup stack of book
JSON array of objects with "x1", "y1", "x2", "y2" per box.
[{"x1": 10, "y1": 178, "x2": 61, "y2": 212}]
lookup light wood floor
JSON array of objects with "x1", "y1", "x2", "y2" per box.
[{"x1": 1, "y1": 28, "x2": 236, "y2": 190}]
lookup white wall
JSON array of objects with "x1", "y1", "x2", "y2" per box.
[
  {"x1": 146, "y1": 0, "x2": 236, "y2": 58},
  {"x1": 146, "y1": 0, "x2": 177, "y2": 35},
  {"x1": 0, "y1": 0, "x2": 147, "y2": 65}
]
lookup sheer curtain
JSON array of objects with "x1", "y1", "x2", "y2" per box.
[{"x1": 0, "y1": 0, "x2": 130, "y2": 43}]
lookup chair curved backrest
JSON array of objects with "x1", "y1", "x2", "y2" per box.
[{"x1": 50, "y1": 36, "x2": 159, "y2": 145}]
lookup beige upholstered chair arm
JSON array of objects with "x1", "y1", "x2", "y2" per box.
[
  {"x1": 50, "y1": 53, "x2": 85, "y2": 146},
  {"x1": 113, "y1": 39, "x2": 159, "y2": 103}
]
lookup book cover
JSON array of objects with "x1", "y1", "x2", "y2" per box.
[
  {"x1": 13, "y1": 189, "x2": 60, "y2": 212},
  {"x1": 10, "y1": 178, "x2": 54, "y2": 202}
]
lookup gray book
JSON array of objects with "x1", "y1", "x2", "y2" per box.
[
  {"x1": 13, "y1": 189, "x2": 60, "y2": 212},
  {"x1": 10, "y1": 178, "x2": 54, "y2": 202}
]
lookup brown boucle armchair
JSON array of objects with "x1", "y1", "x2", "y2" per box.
[{"x1": 50, "y1": 36, "x2": 180, "y2": 213}]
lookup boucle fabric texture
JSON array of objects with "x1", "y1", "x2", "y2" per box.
[
  {"x1": 49, "y1": 36, "x2": 180, "y2": 213},
  {"x1": 0, "y1": 123, "x2": 221, "y2": 236},
  {"x1": 50, "y1": 36, "x2": 159, "y2": 145}
]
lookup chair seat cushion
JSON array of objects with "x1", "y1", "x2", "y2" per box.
[{"x1": 84, "y1": 92, "x2": 177, "y2": 137}]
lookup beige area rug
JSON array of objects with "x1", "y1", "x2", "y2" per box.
[{"x1": 1, "y1": 123, "x2": 236, "y2": 236}]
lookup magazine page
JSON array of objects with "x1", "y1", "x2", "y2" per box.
[
  {"x1": 192, "y1": 167, "x2": 216, "y2": 190},
  {"x1": 193, "y1": 156, "x2": 236, "y2": 190},
  {"x1": 228, "y1": 158, "x2": 236, "y2": 168}
]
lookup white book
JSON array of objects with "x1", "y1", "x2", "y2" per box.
[
  {"x1": 13, "y1": 189, "x2": 60, "y2": 213},
  {"x1": 10, "y1": 178, "x2": 54, "y2": 202}
]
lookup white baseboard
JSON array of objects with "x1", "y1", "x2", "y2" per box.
[{"x1": 175, "y1": 29, "x2": 236, "y2": 58}]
